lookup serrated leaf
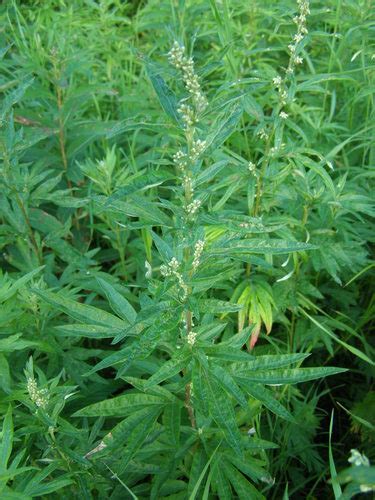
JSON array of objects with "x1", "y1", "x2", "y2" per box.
[
  {"x1": 227, "y1": 453, "x2": 272, "y2": 484},
  {"x1": 206, "y1": 104, "x2": 243, "y2": 153},
  {"x1": 198, "y1": 299, "x2": 243, "y2": 313},
  {"x1": 223, "y1": 462, "x2": 264, "y2": 500},
  {"x1": 146, "y1": 60, "x2": 180, "y2": 122},
  {"x1": 145, "y1": 352, "x2": 191, "y2": 388},
  {"x1": 74, "y1": 393, "x2": 167, "y2": 417},
  {"x1": 301, "y1": 310, "x2": 375, "y2": 366},
  {"x1": 231, "y1": 353, "x2": 310, "y2": 374},
  {"x1": 212, "y1": 459, "x2": 232, "y2": 499},
  {"x1": 235, "y1": 367, "x2": 346, "y2": 385},
  {"x1": 0, "y1": 266, "x2": 44, "y2": 303},
  {"x1": 204, "y1": 346, "x2": 254, "y2": 362},
  {"x1": 117, "y1": 406, "x2": 162, "y2": 473},
  {"x1": 33, "y1": 289, "x2": 125, "y2": 330},
  {"x1": 151, "y1": 230, "x2": 174, "y2": 261},
  {"x1": 0, "y1": 406, "x2": 13, "y2": 469},
  {"x1": 23, "y1": 478, "x2": 74, "y2": 497},
  {"x1": 211, "y1": 364, "x2": 247, "y2": 407},
  {"x1": 96, "y1": 278, "x2": 137, "y2": 325},
  {"x1": 1, "y1": 78, "x2": 34, "y2": 120},
  {"x1": 109, "y1": 406, "x2": 162, "y2": 444},
  {"x1": 163, "y1": 400, "x2": 182, "y2": 447},
  {"x1": 54, "y1": 324, "x2": 119, "y2": 339},
  {"x1": 218, "y1": 327, "x2": 253, "y2": 349},
  {"x1": 201, "y1": 366, "x2": 243, "y2": 455},
  {"x1": 211, "y1": 239, "x2": 317, "y2": 255},
  {"x1": 237, "y1": 381, "x2": 294, "y2": 422}
]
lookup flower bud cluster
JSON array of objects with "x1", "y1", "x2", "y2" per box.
[
  {"x1": 287, "y1": 0, "x2": 310, "y2": 74},
  {"x1": 192, "y1": 239, "x2": 205, "y2": 271},
  {"x1": 187, "y1": 331, "x2": 197, "y2": 345},
  {"x1": 257, "y1": 128, "x2": 269, "y2": 141},
  {"x1": 168, "y1": 41, "x2": 208, "y2": 113},
  {"x1": 348, "y1": 449, "x2": 370, "y2": 467},
  {"x1": 172, "y1": 138, "x2": 206, "y2": 172},
  {"x1": 273, "y1": 75, "x2": 288, "y2": 106},
  {"x1": 186, "y1": 199, "x2": 201, "y2": 216},
  {"x1": 27, "y1": 377, "x2": 49, "y2": 409},
  {"x1": 248, "y1": 161, "x2": 256, "y2": 173},
  {"x1": 173, "y1": 150, "x2": 188, "y2": 171},
  {"x1": 178, "y1": 103, "x2": 195, "y2": 128},
  {"x1": 160, "y1": 257, "x2": 188, "y2": 300},
  {"x1": 183, "y1": 174, "x2": 194, "y2": 198},
  {"x1": 190, "y1": 139, "x2": 206, "y2": 163}
]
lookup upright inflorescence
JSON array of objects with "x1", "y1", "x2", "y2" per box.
[
  {"x1": 166, "y1": 41, "x2": 209, "y2": 363},
  {"x1": 168, "y1": 41, "x2": 208, "y2": 113},
  {"x1": 287, "y1": 0, "x2": 310, "y2": 74},
  {"x1": 160, "y1": 257, "x2": 188, "y2": 300},
  {"x1": 168, "y1": 41, "x2": 208, "y2": 219},
  {"x1": 27, "y1": 377, "x2": 49, "y2": 409},
  {"x1": 192, "y1": 239, "x2": 205, "y2": 271},
  {"x1": 272, "y1": 0, "x2": 310, "y2": 113}
]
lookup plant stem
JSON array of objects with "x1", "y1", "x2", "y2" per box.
[
  {"x1": 55, "y1": 85, "x2": 72, "y2": 191},
  {"x1": 185, "y1": 382, "x2": 196, "y2": 428},
  {"x1": 14, "y1": 192, "x2": 43, "y2": 265}
]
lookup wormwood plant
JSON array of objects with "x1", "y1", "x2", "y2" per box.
[
  {"x1": 17, "y1": 40, "x2": 345, "y2": 499},
  {"x1": 0, "y1": 0, "x2": 374, "y2": 498}
]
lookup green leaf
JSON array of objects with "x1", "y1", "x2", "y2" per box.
[
  {"x1": 1, "y1": 78, "x2": 34, "y2": 120},
  {"x1": 227, "y1": 453, "x2": 272, "y2": 484},
  {"x1": 163, "y1": 400, "x2": 182, "y2": 447},
  {"x1": 0, "y1": 266, "x2": 44, "y2": 303},
  {"x1": 33, "y1": 289, "x2": 125, "y2": 330},
  {"x1": 74, "y1": 393, "x2": 167, "y2": 417},
  {"x1": 0, "y1": 406, "x2": 13, "y2": 469},
  {"x1": 117, "y1": 406, "x2": 162, "y2": 473},
  {"x1": 329, "y1": 411, "x2": 342, "y2": 499},
  {"x1": 146, "y1": 60, "x2": 180, "y2": 122},
  {"x1": 206, "y1": 104, "x2": 243, "y2": 153},
  {"x1": 29, "y1": 209, "x2": 63, "y2": 234},
  {"x1": 96, "y1": 278, "x2": 137, "y2": 324},
  {"x1": 151, "y1": 230, "x2": 174, "y2": 261},
  {"x1": 204, "y1": 346, "x2": 254, "y2": 362},
  {"x1": 23, "y1": 478, "x2": 74, "y2": 497},
  {"x1": 198, "y1": 299, "x2": 243, "y2": 313},
  {"x1": 301, "y1": 310, "x2": 375, "y2": 366},
  {"x1": 211, "y1": 239, "x2": 317, "y2": 256},
  {"x1": 237, "y1": 381, "x2": 295, "y2": 422},
  {"x1": 223, "y1": 462, "x2": 264, "y2": 500},
  {"x1": 200, "y1": 365, "x2": 243, "y2": 455},
  {"x1": 212, "y1": 459, "x2": 232, "y2": 499},
  {"x1": 54, "y1": 324, "x2": 119, "y2": 339},
  {"x1": 211, "y1": 364, "x2": 248, "y2": 407},
  {"x1": 231, "y1": 353, "x2": 310, "y2": 373},
  {"x1": 145, "y1": 352, "x2": 191, "y2": 388},
  {"x1": 337, "y1": 465, "x2": 375, "y2": 485},
  {"x1": 243, "y1": 95, "x2": 264, "y2": 121},
  {"x1": 109, "y1": 406, "x2": 161, "y2": 444},
  {"x1": 235, "y1": 367, "x2": 346, "y2": 385},
  {"x1": 188, "y1": 444, "x2": 220, "y2": 500},
  {"x1": 95, "y1": 195, "x2": 170, "y2": 226},
  {"x1": 219, "y1": 327, "x2": 253, "y2": 349},
  {"x1": 195, "y1": 160, "x2": 228, "y2": 187}
]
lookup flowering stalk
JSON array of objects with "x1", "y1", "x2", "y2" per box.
[
  {"x1": 167, "y1": 41, "x2": 208, "y2": 426},
  {"x1": 253, "y1": 0, "x2": 310, "y2": 216}
]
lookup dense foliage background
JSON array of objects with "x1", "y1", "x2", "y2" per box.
[{"x1": 0, "y1": 0, "x2": 374, "y2": 498}]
